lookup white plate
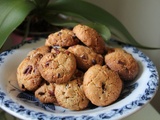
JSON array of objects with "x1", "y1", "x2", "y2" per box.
[{"x1": 0, "y1": 38, "x2": 159, "y2": 120}]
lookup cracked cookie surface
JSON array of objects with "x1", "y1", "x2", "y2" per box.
[
  {"x1": 45, "y1": 29, "x2": 79, "y2": 47},
  {"x1": 68, "y1": 45, "x2": 103, "y2": 71},
  {"x1": 73, "y1": 24, "x2": 106, "y2": 54},
  {"x1": 55, "y1": 78, "x2": 89, "y2": 110},
  {"x1": 27, "y1": 46, "x2": 51, "y2": 58},
  {"x1": 83, "y1": 64, "x2": 123, "y2": 106},
  {"x1": 105, "y1": 48, "x2": 139, "y2": 81},
  {"x1": 17, "y1": 55, "x2": 43, "y2": 91},
  {"x1": 38, "y1": 48, "x2": 76, "y2": 84},
  {"x1": 35, "y1": 82, "x2": 58, "y2": 104}
]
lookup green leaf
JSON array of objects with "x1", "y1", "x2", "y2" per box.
[
  {"x1": 48, "y1": 0, "x2": 158, "y2": 49},
  {"x1": 44, "y1": 10, "x2": 90, "y2": 27},
  {"x1": 85, "y1": 22, "x2": 111, "y2": 42},
  {"x1": 45, "y1": 13, "x2": 111, "y2": 42},
  {"x1": 45, "y1": 14, "x2": 79, "y2": 27},
  {"x1": 0, "y1": 0, "x2": 35, "y2": 49}
]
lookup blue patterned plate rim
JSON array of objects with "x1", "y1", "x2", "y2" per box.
[{"x1": 0, "y1": 38, "x2": 159, "y2": 120}]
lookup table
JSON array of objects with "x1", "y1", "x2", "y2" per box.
[{"x1": 124, "y1": 104, "x2": 160, "y2": 120}]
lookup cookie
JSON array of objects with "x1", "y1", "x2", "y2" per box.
[
  {"x1": 38, "y1": 48, "x2": 76, "y2": 84},
  {"x1": 104, "y1": 48, "x2": 139, "y2": 81},
  {"x1": 83, "y1": 64, "x2": 123, "y2": 106},
  {"x1": 70, "y1": 69, "x2": 84, "y2": 81},
  {"x1": 73, "y1": 24, "x2": 106, "y2": 54},
  {"x1": 51, "y1": 47, "x2": 66, "y2": 54},
  {"x1": 35, "y1": 82, "x2": 58, "y2": 104},
  {"x1": 27, "y1": 46, "x2": 51, "y2": 58},
  {"x1": 68, "y1": 45, "x2": 103, "y2": 71},
  {"x1": 17, "y1": 55, "x2": 43, "y2": 91},
  {"x1": 45, "y1": 29, "x2": 79, "y2": 47},
  {"x1": 55, "y1": 78, "x2": 89, "y2": 110}
]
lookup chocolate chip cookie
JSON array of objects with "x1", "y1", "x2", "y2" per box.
[
  {"x1": 68, "y1": 45, "x2": 103, "y2": 71},
  {"x1": 55, "y1": 78, "x2": 89, "y2": 110},
  {"x1": 104, "y1": 48, "x2": 139, "y2": 81},
  {"x1": 83, "y1": 64, "x2": 123, "y2": 106},
  {"x1": 35, "y1": 82, "x2": 58, "y2": 104},
  {"x1": 27, "y1": 46, "x2": 51, "y2": 58},
  {"x1": 17, "y1": 55, "x2": 43, "y2": 91},
  {"x1": 45, "y1": 29, "x2": 79, "y2": 47},
  {"x1": 73, "y1": 24, "x2": 106, "y2": 54},
  {"x1": 38, "y1": 48, "x2": 76, "y2": 84}
]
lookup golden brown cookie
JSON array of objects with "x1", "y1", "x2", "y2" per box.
[
  {"x1": 55, "y1": 78, "x2": 89, "y2": 111},
  {"x1": 104, "y1": 48, "x2": 139, "y2": 81},
  {"x1": 17, "y1": 55, "x2": 43, "y2": 91},
  {"x1": 51, "y1": 47, "x2": 66, "y2": 54},
  {"x1": 27, "y1": 46, "x2": 51, "y2": 58},
  {"x1": 68, "y1": 45, "x2": 103, "y2": 71},
  {"x1": 45, "y1": 29, "x2": 79, "y2": 47},
  {"x1": 73, "y1": 24, "x2": 106, "y2": 54},
  {"x1": 35, "y1": 82, "x2": 58, "y2": 104},
  {"x1": 38, "y1": 48, "x2": 76, "y2": 84},
  {"x1": 83, "y1": 64, "x2": 123, "y2": 106}
]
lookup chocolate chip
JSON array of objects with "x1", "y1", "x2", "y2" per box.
[
  {"x1": 92, "y1": 59, "x2": 97, "y2": 65},
  {"x1": 23, "y1": 65, "x2": 33, "y2": 75},
  {"x1": 48, "y1": 90, "x2": 55, "y2": 96},
  {"x1": 38, "y1": 92, "x2": 45, "y2": 96},
  {"x1": 45, "y1": 61, "x2": 50, "y2": 67},
  {"x1": 54, "y1": 48, "x2": 60, "y2": 54},
  {"x1": 102, "y1": 83, "x2": 106, "y2": 94},
  {"x1": 65, "y1": 51, "x2": 70, "y2": 55},
  {"x1": 58, "y1": 31, "x2": 62, "y2": 36},
  {"x1": 118, "y1": 60, "x2": 126, "y2": 65},
  {"x1": 39, "y1": 54, "x2": 43, "y2": 59},
  {"x1": 57, "y1": 73, "x2": 61, "y2": 78},
  {"x1": 33, "y1": 68, "x2": 36, "y2": 73},
  {"x1": 22, "y1": 84, "x2": 25, "y2": 89}
]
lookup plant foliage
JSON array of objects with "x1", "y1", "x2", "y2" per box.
[{"x1": 0, "y1": 0, "x2": 157, "y2": 50}]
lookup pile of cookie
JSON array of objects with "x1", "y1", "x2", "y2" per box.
[{"x1": 17, "y1": 24, "x2": 139, "y2": 111}]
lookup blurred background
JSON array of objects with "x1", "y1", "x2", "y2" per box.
[{"x1": 86, "y1": 0, "x2": 160, "y2": 113}]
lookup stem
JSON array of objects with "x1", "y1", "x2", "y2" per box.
[{"x1": 21, "y1": 16, "x2": 32, "y2": 45}]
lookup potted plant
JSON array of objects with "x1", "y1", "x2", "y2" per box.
[{"x1": 0, "y1": 0, "x2": 155, "y2": 50}]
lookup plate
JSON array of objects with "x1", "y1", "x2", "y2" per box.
[{"x1": 0, "y1": 38, "x2": 159, "y2": 120}]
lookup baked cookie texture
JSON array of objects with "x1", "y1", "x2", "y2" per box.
[
  {"x1": 16, "y1": 24, "x2": 140, "y2": 111},
  {"x1": 73, "y1": 24, "x2": 106, "y2": 54},
  {"x1": 83, "y1": 64, "x2": 123, "y2": 106},
  {"x1": 38, "y1": 48, "x2": 76, "y2": 84},
  {"x1": 45, "y1": 29, "x2": 79, "y2": 47},
  {"x1": 55, "y1": 78, "x2": 89, "y2": 110},
  {"x1": 17, "y1": 55, "x2": 43, "y2": 91},
  {"x1": 35, "y1": 82, "x2": 58, "y2": 104},
  {"x1": 27, "y1": 46, "x2": 51, "y2": 58},
  {"x1": 68, "y1": 45, "x2": 104, "y2": 71},
  {"x1": 104, "y1": 48, "x2": 139, "y2": 81}
]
